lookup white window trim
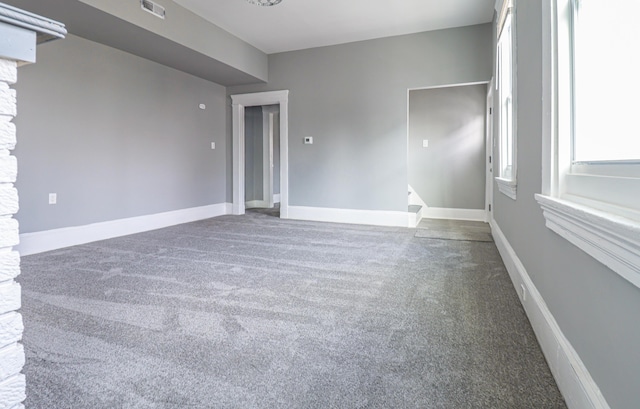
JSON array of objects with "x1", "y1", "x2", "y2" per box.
[
  {"x1": 495, "y1": 0, "x2": 518, "y2": 200},
  {"x1": 537, "y1": 0, "x2": 640, "y2": 289},
  {"x1": 496, "y1": 177, "x2": 517, "y2": 200},
  {"x1": 536, "y1": 195, "x2": 640, "y2": 288}
]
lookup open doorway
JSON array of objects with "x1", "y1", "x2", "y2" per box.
[
  {"x1": 244, "y1": 105, "x2": 280, "y2": 213},
  {"x1": 407, "y1": 82, "x2": 489, "y2": 223},
  {"x1": 231, "y1": 90, "x2": 289, "y2": 218}
]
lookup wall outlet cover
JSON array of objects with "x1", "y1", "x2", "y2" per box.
[{"x1": 49, "y1": 193, "x2": 57, "y2": 205}]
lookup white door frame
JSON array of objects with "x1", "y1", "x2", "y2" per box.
[
  {"x1": 485, "y1": 79, "x2": 494, "y2": 223},
  {"x1": 262, "y1": 105, "x2": 279, "y2": 209},
  {"x1": 231, "y1": 90, "x2": 289, "y2": 218},
  {"x1": 407, "y1": 81, "x2": 490, "y2": 222}
]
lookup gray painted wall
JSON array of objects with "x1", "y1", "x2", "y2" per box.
[
  {"x1": 492, "y1": 2, "x2": 640, "y2": 408},
  {"x1": 408, "y1": 85, "x2": 486, "y2": 210},
  {"x1": 228, "y1": 24, "x2": 493, "y2": 211},
  {"x1": 14, "y1": 34, "x2": 227, "y2": 233},
  {"x1": 244, "y1": 106, "x2": 263, "y2": 202}
]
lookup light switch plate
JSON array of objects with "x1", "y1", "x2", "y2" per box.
[{"x1": 49, "y1": 193, "x2": 57, "y2": 205}]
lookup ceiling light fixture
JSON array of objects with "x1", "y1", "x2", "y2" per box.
[{"x1": 246, "y1": 0, "x2": 282, "y2": 6}]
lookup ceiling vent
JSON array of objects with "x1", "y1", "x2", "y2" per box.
[{"x1": 141, "y1": 0, "x2": 165, "y2": 19}]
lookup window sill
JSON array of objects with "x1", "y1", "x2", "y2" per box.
[
  {"x1": 496, "y1": 177, "x2": 517, "y2": 200},
  {"x1": 535, "y1": 194, "x2": 640, "y2": 289}
]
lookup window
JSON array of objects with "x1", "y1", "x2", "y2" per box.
[
  {"x1": 495, "y1": 0, "x2": 517, "y2": 199},
  {"x1": 536, "y1": 0, "x2": 640, "y2": 289},
  {"x1": 572, "y1": 0, "x2": 640, "y2": 165},
  {"x1": 564, "y1": 0, "x2": 640, "y2": 218}
]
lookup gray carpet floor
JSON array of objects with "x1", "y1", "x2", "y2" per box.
[{"x1": 19, "y1": 209, "x2": 566, "y2": 408}]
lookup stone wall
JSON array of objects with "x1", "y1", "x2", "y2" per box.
[{"x1": 0, "y1": 57, "x2": 25, "y2": 409}]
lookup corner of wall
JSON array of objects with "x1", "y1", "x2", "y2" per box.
[{"x1": 490, "y1": 219, "x2": 611, "y2": 409}]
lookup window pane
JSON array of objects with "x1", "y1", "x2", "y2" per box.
[
  {"x1": 499, "y1": 17, "x2": 514, "y2": 179},
  {"x1": 573, "y1": 0, "x2": 640, "y2": 162}
]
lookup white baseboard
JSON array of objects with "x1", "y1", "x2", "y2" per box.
[
  {"x1": 408, "y1": 206, "x2": 424, "y2": 229},
  {"x1": 245, "y1": 200, "x2": 270, "y2": 209},
  {"x1": 490, "y1": 220, "x2": 610, "y2": 409},
  {"x1": 408, "y1": 212, "x2": 418, "y2": 229},
  {"x1": 422, "y1": 207, "x2": 486, "y2": 221},
  {"x1": 287, "y1": 206, "x2": 410, "y2": 228},
  {"x1": 18, "y1": 202, "x2": 232, "y2": 256},
  {"x1": 247, "y1": 197, "x2": 281, "y2": 208}
]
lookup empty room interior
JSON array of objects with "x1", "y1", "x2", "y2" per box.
[{"x1": 0, "y1": 0, "x2": 638, "y2": 408}]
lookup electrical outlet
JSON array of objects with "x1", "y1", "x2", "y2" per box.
[
  {"x1": 49, "y1": 193, "x2": 57, "y2": 205},
  {"x1": 211, "y1": 142, "x2": 216, "y2": 150},
  {"x1": 304, "y1": 136, "x2": 313, "y2": 145},
  {"x1": 423, "y1": 139, "x2": 429, "y2": 148}
]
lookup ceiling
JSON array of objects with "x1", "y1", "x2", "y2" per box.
[
  {"x1": 174, "y1": 0, "x2": 496, "y2": 54},
  {"x1": 1, "y1": 0, "x2": 495, "y2": 86}
]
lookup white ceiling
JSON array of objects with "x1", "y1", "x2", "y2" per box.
[{"x1": 173, "y1": 0, "x2": 495, "y2": 54}]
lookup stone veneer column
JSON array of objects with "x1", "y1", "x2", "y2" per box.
[
  {"x1": 0, "y1": 4, "x2": 65, "y2": 408},
  {"x1": 0, "y1": 56, "x2": 23, "y2": 409}
]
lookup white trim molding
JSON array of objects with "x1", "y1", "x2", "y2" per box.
[
  {"x1": 490, "y1": 220, "x2": 611, "y2": 409},
  {"x1": 288, "y1": 206, "x2": 410, "y2": 228},
  {"x1": 18, "y1": 203, "x2": 232, "y2": 256},
  {"x1": 408, "y1": 205, "x2": 424, "y2": 229},
  {"x1": 485, "y1": 79, "x2": 495, "y2": 223},
  {"x1": 535, "y1": 194, "x2": 640, "y2": 289},
  {"x1": 421, "y1": 207, "x2": 486, "y2": 222},
  {"x1": 495, "y1": 177, "x2": 517, "y2": 200},
  {"x1": 245, "y1": 200, "x2": 270, "y2": 209},
  {"x1": 0, "y1": 3, "x2": 65, "y2": 54},
  {"x1": 231, "y1": 90, "x2": 289, "y2": 218}
]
